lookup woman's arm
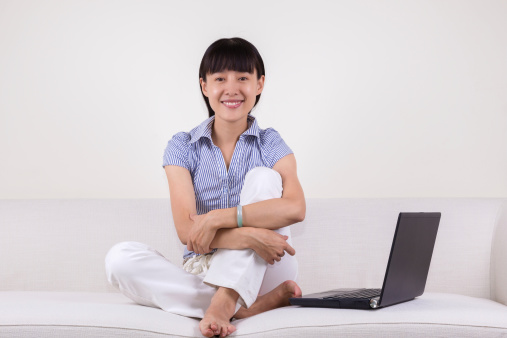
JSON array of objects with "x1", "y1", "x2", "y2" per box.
[
  {"x1": 164, "y1": 165, "x2": 296, "y2": 263},
  {"x1": 165, "y1": 165, "x2": 251, "y2": 251},
  {"x1": 210, "y1": 227, "x2": 296, "y2": 265},
  {"x1": 164, "y1": 165, "x2": 198, "y2": 245},
  {"x1": 198, "y1": 154, "x2": 306, "y2": 231}
]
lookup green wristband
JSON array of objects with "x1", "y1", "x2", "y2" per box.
[{"x1": 237, "y1": 205, "x2": 243, "y2": 228}]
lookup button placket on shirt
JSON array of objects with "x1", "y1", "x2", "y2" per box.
[
  {"x1": 210, "y1": 144, "x2": 224, "y2": 207},
  {"x1": 227, "y1": 137, "x2": 244, "y2": 208},
  {"x1": 213, "y1": 137, "x2": 245, "y2": 209},
  {"x1": 223, "y1": 177, "x2": 229, "y2": 207}
]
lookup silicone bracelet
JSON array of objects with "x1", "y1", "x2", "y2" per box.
[{"x1": 237, "y1": 205, "x2": 243, "y2": 228}]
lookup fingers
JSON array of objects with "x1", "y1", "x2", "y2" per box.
[
  {"x1": 187, "y1": 236, "x2": 200, "y2": 254},
  {"x1": 188, "y1": 243, "x2": 200, "y2": 254},
  {"x1": 197, "y1": 243, "x2": 205, "y2": 255},
  {"x1": 198, "y1": 243, "x2": 211, "y2": 254},
  {"x1": 263, "y1": 253, "x2": 275, "y2": 265},
  {"x1": 188, "y1": 241, "x2": 204, "y2": 255},
  {"x1": 280, "y1": 235, "x2": 296, "y2": 255},
  {"x1": 285, "y1": 243, "x2": 296, "y2": 256},
  {"x1": 187, "y1": 233, "x2": 208, "y2": 254},
  {"x1": 267, "y1": 250, "x2": 283, "y2": 264}
]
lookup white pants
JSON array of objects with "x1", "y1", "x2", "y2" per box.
[{"x1": 104, "y1": 167, "x2": 299, "y2": 319}]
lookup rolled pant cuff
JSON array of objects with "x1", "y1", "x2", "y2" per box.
[{"x1": 202, "y1": 279, "x2": 257, "y2": 309}]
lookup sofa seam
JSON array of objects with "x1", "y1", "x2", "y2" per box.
[
  {"x1": 230, "y1": 322, "x2": 507, "y2": 336},
  {"x1": 1, "y1": 321, "x2": 507, "y2": 337},
  {"x1": 0, "y1": 324, "x2": 195, "y2": 338},
  {"x1": 489, "y1": 198, "x2": 507, "y2": 302}
]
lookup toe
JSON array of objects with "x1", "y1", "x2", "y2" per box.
[
  {"x1": 199, "y1": 320, "x2": 215, "y2": 338},
  {"x1": 221, "y1": 324, "x2": 229, "y2": 337},
  {"x1": 211, "y1": 322, "x2": 220, "y2": 335},
  {"x1": 294, "y1": 283, "x2": 302, "y2": 297}
]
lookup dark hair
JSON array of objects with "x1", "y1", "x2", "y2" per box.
[{"x1": 199, "y1": 37, "x2": 265, "y2": 117}]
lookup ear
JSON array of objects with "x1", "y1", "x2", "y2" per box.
[
  {"x1": 256, "y1": 75, "x2": 265, "y2": 95},
  {"x1": 199, "y1": 77, "x2": 208, "y2": 97}
]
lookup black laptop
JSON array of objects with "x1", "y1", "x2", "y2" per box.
[{"x1": 289, "y1": 212, "x2": 441, "y2": 310}]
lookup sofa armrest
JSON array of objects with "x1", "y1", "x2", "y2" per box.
[{"x1": 491, "y1": 200, "x2": 507, "y2": 305}]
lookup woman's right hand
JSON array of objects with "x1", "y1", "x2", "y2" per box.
[{"x1": 245, "y1": 228, "x2": 296, "y2": 265}]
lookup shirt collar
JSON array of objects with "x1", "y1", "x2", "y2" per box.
[{"x1": 189, "y1": 114, "x2": 260, "y2": 144}]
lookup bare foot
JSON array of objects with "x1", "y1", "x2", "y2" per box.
[
  {"x1": 234, "y1": 280, "x2": 302, "y2": 319},
  {"x1": 200, "y1": 287, "x2": 238, "y2": 337}
]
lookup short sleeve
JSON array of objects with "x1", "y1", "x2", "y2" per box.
[
  {"x1": 162, "y1": 132, "x2": 191, "y2": 170},
  {"x1": 262, "y1": 128, "x2": 294, "y2": 168}
]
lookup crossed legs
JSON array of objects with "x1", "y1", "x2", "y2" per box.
[{"x1": 105, "y1": 167, "x2": 301, "y2": 337}]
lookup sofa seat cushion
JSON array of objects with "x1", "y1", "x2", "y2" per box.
[
  {"x1": 0, "y1": 291, "x2": 203, "y2": 337},
  {"x1": 0, "y1": 291, "x2": 506, "y2": 337}
]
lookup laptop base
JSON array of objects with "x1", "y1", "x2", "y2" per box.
[{"x1": 289, "y1": 288, "x2": 382, "y2": 310}]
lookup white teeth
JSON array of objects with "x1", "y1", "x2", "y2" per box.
[{"x1": 223, "y1": 101, "x2": 242, "y2": 106}]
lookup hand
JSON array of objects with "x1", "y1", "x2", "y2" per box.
[
  {"x1": 247, "y1": 228, "x2": 296, "y2": 265},
  {"x1": 187, "y1": 213, "x2": 217, "y2": 254}
]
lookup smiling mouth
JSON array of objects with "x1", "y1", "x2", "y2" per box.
[{"x1": 221, "y1": 100, "x2": 244, "y2": 108}]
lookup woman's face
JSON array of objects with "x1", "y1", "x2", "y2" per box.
[{"x1": 200, "y1": 69, "x2": 264, "y2": 123}]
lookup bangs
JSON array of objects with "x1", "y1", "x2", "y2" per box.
[
  {"x1": 199, "y1": 38, "x2": 264, "y2": 80},
  {"x1": 207, "y1": 48, "x2": 255, "y2": 75}
]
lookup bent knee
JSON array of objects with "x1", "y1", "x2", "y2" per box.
[
  {"x1": 105, "y1": 241, "x2": 147, "y2": 279},
  {"x1": 245, "y1": 167, "x2": 282, "y2": 185},
  {"x1": 241, "y1": 167, "x2": 283, "y2": 204}
]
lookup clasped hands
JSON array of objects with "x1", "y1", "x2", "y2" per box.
[{"x1": 187, "y1": 210, "x2": 296, "y2": 265}]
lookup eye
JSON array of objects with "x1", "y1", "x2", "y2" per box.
[
  {"x1": 239, "y1": 77, "x2": 248, "y2": 81},
  {"x1": 215, "y1": 77, "x2": 225, "y2": 82}
]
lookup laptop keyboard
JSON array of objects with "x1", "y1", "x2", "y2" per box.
[{"x1": 323, "y1": 288, "x2": 381, "y2": 300}]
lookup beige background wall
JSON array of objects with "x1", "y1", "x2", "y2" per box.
[{"x1": 1, "y1": 0, "x2": 506, "y2": 199}]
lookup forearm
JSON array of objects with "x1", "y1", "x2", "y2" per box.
[
  {"x1": 209, "y1": 227, "x2": 253, "y2": 250},
  {"x1": 211, "y1": 197, "x2": 305, "y2": 231}
]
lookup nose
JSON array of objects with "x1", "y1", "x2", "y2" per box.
[{"x1": 224, "y1": 76, "x2": 240, "y2": 97}]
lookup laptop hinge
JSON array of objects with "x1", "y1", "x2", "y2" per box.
[{"x1": 369, "y1": 296, "x2": 380, "y2": 309}]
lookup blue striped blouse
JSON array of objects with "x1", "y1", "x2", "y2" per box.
[{"x1": 162, "y1": 114, "x2": 293, "y2": 259}]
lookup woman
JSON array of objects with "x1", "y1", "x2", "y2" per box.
[{"x1": 105, "y1": 37, "x2": 305, "y2": 338}]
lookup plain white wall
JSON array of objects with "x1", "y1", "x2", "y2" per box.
[{"x1": 1, "y1": 0, "x2": 506, "y2": 199}]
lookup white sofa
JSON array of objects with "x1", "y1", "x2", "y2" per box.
[{"x1": 1, "y1": 198, "x2": 507, "y2": 337}]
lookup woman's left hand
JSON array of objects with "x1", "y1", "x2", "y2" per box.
[{"x1": 187, "y1": 213, "x2": 217, "y2": 254}]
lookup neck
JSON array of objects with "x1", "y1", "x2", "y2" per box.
[{"x1": 212, "y1": 115, "x2": 249, "y2": 147}]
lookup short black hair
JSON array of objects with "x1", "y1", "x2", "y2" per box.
[{"x1": 199, "y1": 37, "x2": 265, "y2": 117}]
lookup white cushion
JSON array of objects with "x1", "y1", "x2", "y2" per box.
[
  {"x1": 1, "y1": 198, "x2": 506, "y2": 301},
  {"x1": 1, "y1": 291, "x2": 506, "y2": 337}
]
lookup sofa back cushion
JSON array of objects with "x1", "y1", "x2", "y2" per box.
[
  {"x1": 293, "y1": 198, "x2": 503, "y2": 300},
  {"x1": 0, "y1": 198, "x2": 504, "y2": 300}
]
